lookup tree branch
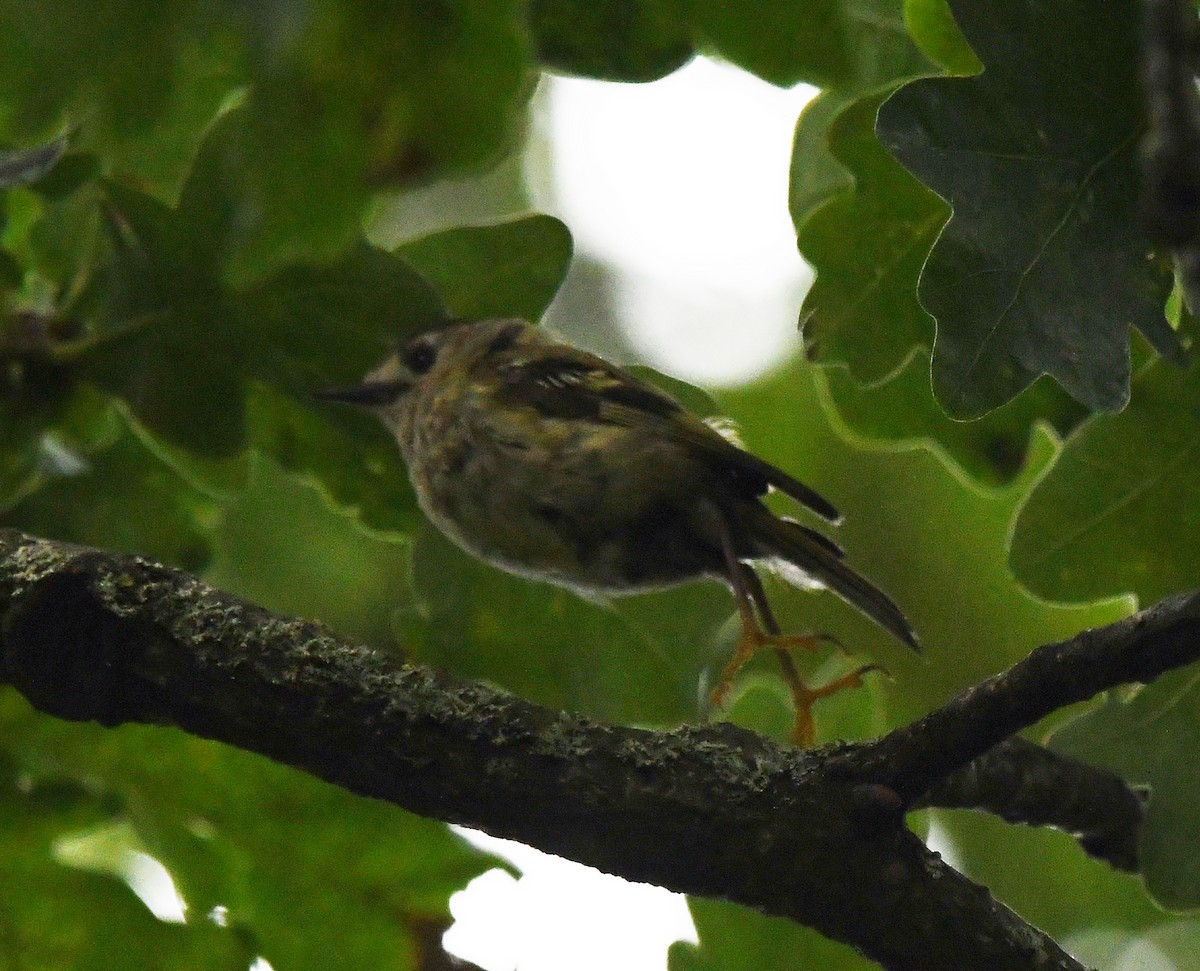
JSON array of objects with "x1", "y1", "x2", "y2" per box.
[
  {"x1": 914, "y1": 737, "x2": 1147, "y2": 873},
  {"x1": 845, "y1": 590, "x2": 1200, "y2": 800},
  {"x1": 3, "y1": 530, "x2": 1193, "y2": 970}
]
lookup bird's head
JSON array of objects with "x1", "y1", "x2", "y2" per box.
[{"x1": 315, "y1": 317, "x2": 535, "y2": 426}]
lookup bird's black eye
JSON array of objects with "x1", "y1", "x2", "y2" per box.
[{"x1": 403, "y1": 335, "x2": 438, "y2": 375}]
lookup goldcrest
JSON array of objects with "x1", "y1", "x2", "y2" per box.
[{"x1": 320, "y1": 317, "x2": 918, "y2": 743}]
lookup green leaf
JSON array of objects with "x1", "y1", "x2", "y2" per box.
[
  {"x1": 789, "y1": 6, "x2": 971, "y2": 377},
  {"x1": 694, "y1": 0, "x2": 929, "y2": 93},
  {"x1": 798, "y1": 92, "x2": 944, "y2": 382},
  {"x1": 28, "y1": 151, "x2": 101, "y2": 201},
  {"x1": 789, "y1": 92, "x2": 856, "y2": 236},
  {"x1": 932, "y1": 805, "x2": 1166, "y2": 948},
  {"x1": 2, "y1": 692, "x2": 504, "y2": 971},
  {"x1": 1010, "y1": 359, "x2": 1200, "y2": 604},
  {"x1": 902, "y1": 0, "x2": 981, "y2": 75},
  {"x1": 9, "y1": 112, "x2": 575, "y2": 537},
  {"x1": 245, "y1": 385, "x2": 419, "y2": 536},
  {"x1": 53, "y1": 111, "x2": 439, "y2": 523},
  {"x1": 819, "y1": 351, "x2": 1088, "y2": 486},
  {"x1": 877, "y1": 0, "x2": 1182, "y2": 417},
  {"x1": 0, "y1": 131, "x2": 69, "y2": 188},
  {"x1": 528, "y1": 0, "x2": 694, "y2": 81},
  {"x1": 1052, "y1": 668, "x2": 1200, "y2": 910},
  {"x1": 671, "y1": 898, "x2": 874, "y2": 971},
  {"x1": 397, "y1": 216, "x2": 574, "y2": 322}
]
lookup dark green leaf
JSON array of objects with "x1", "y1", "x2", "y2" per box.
[
  {"x1": 1010, "y1": 359, "x2": 1200, "y2": 604},
  {"x1": 694, "y1": 0, "x2": 928, "y2": 93},
  {"x1": 877, "y1": 0, "x2": 1182, "y2": 417},
  {"x1": 246, "y1": 386, "x2": 419, "y2": 536},
  {"x1": 65, "y1": 112, "x2": 447, "y2": 521},
  {"x1": 0, "y1": 131, "x2": 69, "y2": 188},
  {"x1": 0, "y1": 3, "x2": 533, "y2": 274},
  {"x1": 529, "y1": 0, "x2": 694, "y2": 81},
  {"x1": 397, "y1": 216, "x2": 574, "y2": 322},
  {"x1": 28, "y1": 152, "x2": 101, "y2": 200},
  {"x1": 205, "y1": 454, "x2": 415, "y2": 646},
  {"x1": 1052, "y1": 669, "x2": 1200, "y2": 909},
  {"x1": 789, "y1": 6, "x2": 969, "y2": 375},
  {"x1": 0, "y1": 248, "x2": 21, "y2": 287}
]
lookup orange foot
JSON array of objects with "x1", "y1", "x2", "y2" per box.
[{"x1": 708, "y1": 623, "x2": 882, "y2": 746}]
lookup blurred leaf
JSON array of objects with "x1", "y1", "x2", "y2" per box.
[
  {"x1": 2, "y1": 692, "x2": 504, "y2": 971},
  {"x1": 798, "y1": 92, "x2": 944, "y2": 382},
  {"x1": 397, "y1": 216, "x2": 574, "y2": 322},
  {"x1": 398, "y1": 521, "x2": 730, "y2": 726},
  {"x1": 693, "y1": 0, "x2": 928, "y2": 93},
  {"x1": 1011, "y1": 359, "x2": 1200, "y2": 604},
  {"x1": 0, "y1": 754, "x2": 254, "y2": 971},
  {"x1": 0, "y1": 408, "x2": 217, "y2": 573},
  {"x1": 0, "y1": 130, "x2": 69, "y2": 188},
  {"x1": 0, "y1": 377, "x2": 117, "y2": 511},
  {"x1": 877, "y1": 0, "x2": 1182, "y2": 418},
  {"x1": 528, "y1": 0, "x2": 694, "y2": 81},
  {"x1": 47, "y1": 110, "x2": 573, "y2": 530},
  {"x1": 28, "y1": 152, "x2": 101, "y2": 201},
  {"x1": 933, "y1": 803, "x2": 1166, "y2": 945},
  {"x1": 1052, "y1": 668, "x2": 1200, "y2": 910},
  {"x1": 0, "y1": 3, "x2": 533, "y2": 277},
  {"x1": 224, "y1": 0, "x2": 533, "y2": 283},
  {"x1": 205, "y1": 454, "x2": 413, "y2": 648},
  {"x1": 671, "y1": 897, "x2": 873, "y2": 971},
  {"x1": 0, "y1": 4, "x2": 237, "y2": 200},
  {"x1": 819, "y1": 351, "x2": 1088, "y2": 486}
]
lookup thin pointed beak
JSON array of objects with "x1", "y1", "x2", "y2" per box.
[{"x1": 313, "y1": 380, "x2": 408, "y2": 407}]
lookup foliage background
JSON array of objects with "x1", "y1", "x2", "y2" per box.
[{"x1": 1, "y1": 0, "x2": 1198, "y2": 969}]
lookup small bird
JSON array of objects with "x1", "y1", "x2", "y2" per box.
[{"x1": 318, "y1": 318, "x2": 918, "y2": 744}]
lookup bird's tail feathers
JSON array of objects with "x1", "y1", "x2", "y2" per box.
[{"x1": 744, "y1": 505, "x2": 920, "y2": 652}]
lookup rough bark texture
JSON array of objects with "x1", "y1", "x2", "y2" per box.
[{"x1": 4, "y1": 530, "x2": 1195, "y2": 969}]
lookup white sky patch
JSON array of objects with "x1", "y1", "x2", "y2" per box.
[
  {"x1": 531, "y1": 58, "x2": 817, "y2": 385},
  {"x1": 123, "y1": 852, "x2": 188, "y2": 924},
  {"x1": 444, "y1": 827, "x2": 698, "y2": 971}
]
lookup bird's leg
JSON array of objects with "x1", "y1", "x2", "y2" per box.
[{"x1": 708, "y1": 514, "x2": 878, "y2": 746}]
